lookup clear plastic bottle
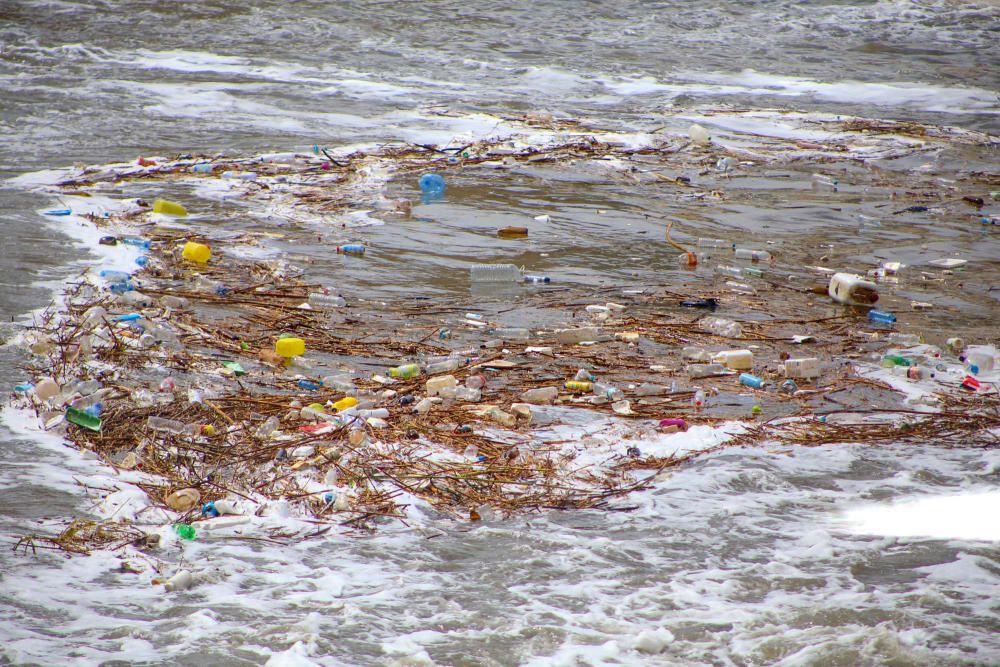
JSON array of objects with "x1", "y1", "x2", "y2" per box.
[
  {"x1": 592, "y1": 382, "x2": 624, "y2": 401},
  {"x1": 634, "y1": 382, "x2": 668, "y2": 396},
  {"x1": 701, "y1": 317, "x2": 743, "y2": 337},
  {"x1": 470, "y1": 264, "x2": 520, "y2": 283},
  {"x1": 425, "y1": 358, "x2": 462, "y2": 374},
  {"x1": 692, "y1": 389, "x2": 706, "y2": 409},
  {"x1": 715, "y1": 265, "x2": 743, "y2": 278},
  {"x1": 521, "y1": 386, "x2": 558, "y2": 404},
  {"x1": 147, "y1": 416, "x2": 188, "y2": 435},
  {"x1": 308, "y1": 292, "x2": 345, "y2": 308},
  {"x1": 688, "y1": 363, "x2": 728, "y2": 378},
  {"x1": 574, "y1": 368, "x2": 597, "y2": 382},
  {"x1": 733, "y1": 249, "x2": 771, "y2": 262},
  {"x1": 698, "y1": 238, "x2": 730, "y2": 249},
  {"x1": 811, "y1": 174, "x2": 839, "y2": 191},
  {"x1": 489, "y1": 327, "x2": 530, "y2": 341}
]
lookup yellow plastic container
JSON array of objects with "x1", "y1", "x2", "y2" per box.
[
  {"x1": 181, "y1": 241, "x2": 211, "y2": 264},
  {"x1": 332, "y1": 396, "x2": 358, "y2": 412},
  {"x1": 152, "y1": 199, "x2": 188, "y2": 216},
  {"x1": 275, "y1": 337, "x2": 305, "y2": 359}
]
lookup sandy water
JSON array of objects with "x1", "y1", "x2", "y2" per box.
[{"x1": 1, "y1": 1, "x2": 999, "y2": 665}]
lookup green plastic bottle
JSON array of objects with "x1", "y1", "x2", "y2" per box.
[
  {"x1": 881, "y1": 355, "x2": 912, "y2": 368},
  {"x1": 388, "y1": 363, "x2": 420, "y2": 379},
  {"x1": 65, "y1": 406, "x2": 102, "y2": 432}
]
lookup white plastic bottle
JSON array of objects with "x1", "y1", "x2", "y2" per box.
[{"x1": 713, "y1": 349, "x2": 753, "y2": 370}]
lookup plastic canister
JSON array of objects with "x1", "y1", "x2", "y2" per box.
[
  {"x1": 152, "y1": 199, "x2": 188, "y2": 216},
  {"x1": 275, "y1": 337, "x2": 305, "y2": 359},
  {"x1": 828, "y1": 273, "x2": 878, "y2": 306},
  {"x1": 712, "y1": 349, "x2": 753, "y2": 370},
  {"x1": 784, "y1": 357, "x2": 821, "y2": 379},
  {"x1": 181, "y1": 241, "x2": 211, "y2": 264}
]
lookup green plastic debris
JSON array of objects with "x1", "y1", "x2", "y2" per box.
[
  {"x1": 172, "y1": 523, "x2": 196, "y2": 541},
  {"x1": 222, "y1": 361, "x2": 246, "y2": 376},
  {"x1": 66, "y1": 406, "x2": 102, "y2": 432}
]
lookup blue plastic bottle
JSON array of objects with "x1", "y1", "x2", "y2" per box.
[
  {"x1": 99, "y1": 270, "x2": 131, "y2": 283},
  {"x1": 419, "y1": 173, "x2": 445, "y2": 202},
  {"x1": 121, "y1": 238, "x2": 151, "y2": 250},
  {"x1": 739, "y1": 373, "x2": 767, "y2": 389},
  {"x1": 867, "y1": 310, "x2": 896, "y2": 325},
  {"x1": 336, "y1": 244, "x2": 365, "y2": 256}
]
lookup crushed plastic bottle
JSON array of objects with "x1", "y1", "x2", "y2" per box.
[
  {"x1": 701, "y1": 317, "x2": 743, "y2": 338},
  {"x1": 308, "y1": 292, "x2": 346, "y2": 308},
  {"x1": 419, "y1": 173, "x2": 445, "y2": 202}
]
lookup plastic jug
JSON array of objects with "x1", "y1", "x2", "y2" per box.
[
  {"x1": 828, "y1": 273, "x2": 878, "y2": 306},
  {"x1": 275, "y1": 337, "x2": 305, "y2": 359}
]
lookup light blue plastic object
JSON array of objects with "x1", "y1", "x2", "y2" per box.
[
  {"x1": 739, "y1": 373, "x2": 767, "y2": 389},
  {"x1": 109, "y1": 282, "x2": 134, "y2": 294},
  {"x1": 99, "y1": 270, "x2": 131, "y2": 283},
  {"x1": 867, "y1": 310, "x2": 896, "y2": 325},
  {"x1": 14, "y1": 383, "x2": 34, "y2": 393},
  {"x1": 112, "y1": 313, "x2": 141, "y2": 322},
  {"x1": 202, "y1": 502, "x2": 220, "y2": 518},
  {"x1": 192, "y1": 163, "x2": 213, "y2": 173},
  {"x1": 135, "y1": 256, "x2": 149, "y2": 267},
  {"x1": 121, "y1": 238, "x2": 151, "y2": 250},
  {"x1": 419, "y1": 173, "x2": 445, "y2": 202},
  {"x1": 45, "y1": 209, "x2": 71, "y2": 216}
]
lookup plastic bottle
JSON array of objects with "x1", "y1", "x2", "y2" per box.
[
  {"x1": 780, "y1": 379, "x2": 798, "y2": 394},
  {"x1": 297, "y1": 379, "x2": 321, "y2": 391},
  {"x1": 99, "y1": 269, "x2": 132, "y2": 284},
  {"x1": 811, "y1": 174, "x2": 839, "y2": 192},
  {"x1": 465, "y1": 375, "x2": 486, "y2": 390},
  {"x1": 868, "y1": 310, "x2": 896, "y2": 325},
  {"x1": 148, "y1": 416, "x2": 188, "y2": 435},
  {"x1": 523, "y1": 275, "x2": 551, "y2": 283},
  {"x1": 635, "y1": 383, "x2": 669, "y2": 396},
  {"x1": 739, "y1": 373, "x2": 767, "y2": 389},
  {"x1": 160, "y1": 295, "x2": 189, "y2": 309},
  {"x1": 389, "y1": 363, "x2": 421, "y2": 379},
  {"x1": 688, "y1": 363, "x2": 728, "y2": 378},
  {"x1": 322, "y1": 375, "x2": 356, "y2": 392},
  {"x1": 454, "y1": 386, "x2": 482, "y2": 402},
  {"x1": 828, "y1": 273, "x2": 879, "y2": 306},
  {"x1": 355, "y1": 408, "x2": 390, "y2": 419},
  {"x1": 574, "y1": 369, "x2": 597, "y2": 382},
  {"x1": 426, "y1": 375, "x2": 458, "y2": 397},
  {"x1": 701, "y1": 317, "x2": 742, "y2": 338},
  {"x1": 332, "y1": 396, "x2": 358, "y2": 412},
  {"x1": 419, "y1": 173, "x2": 445, "y2": 201},
  {"x1": 715, "y1": 265, "x2": 742, "y2": 278},
  {"x1": 682, "y1": 346, "x2": 710, "y2": 362},
  {"x1": 152, "y1": 199, "x2": 188, "y2": 216},
  {"x1": 733, "y1": 249, "x2": 771, "y2": 262},
  {"x1": 725, "y1": 281, "x2": 757, "y2": 295},
  {"x1": 65, "y1": 406, "x2": 102, "y2": 432},
  {"x1": 470, "y1": 264, "x2": 520, "y2": 283},
  {"x1": 881, "y1": 355, "x2": 912, "y2": 368},
  {"x1": 962, "y1": 349, "x2": 996, "y2": 373},
  {"x1": 308, "y1": 292, "x2": 346, "y2": 308},
  {"x1": 425, "y1": 358, "x2": 461, "y2": 374},
  {"x1": 489, "y1": 327, "x2": 530, "y2": 341},
  {"x1": 713, "y1": 349, "x2": 753, "y2": 370},
  {"x1": 565, "y1": 381, "x2": 593, "y2": 392},
  {"x1": 336, "y1": 244, "x2": 365, "y2": 256},
  {"x1": 521, "y1": 386, "x2": 559, "y2": 404},
  {"x1": 698, "y1": 238, "x2": 730, "y2": 249},
  {"x1": 121, "y1": 238, "x2": 151, "y2": 250},
  {"x1": 191, "y1": 163, "x2": 213, "y2": 173},
  {"x1": 593, "y1": 382, "x2": 624, "y2": 401}
]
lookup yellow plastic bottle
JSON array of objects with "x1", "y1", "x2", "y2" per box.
[
  {"x1": 152, "y1": 199, "x2": 188, "y2": 216},
  {"x1": 332, "y1": 396, "x2": 358, "y2": 412},
  {"x1": 181, "y1": 241, "x2": 211, "y2": 264},
  {"x1": 275, "y1": 337, "x2": 305, "y2": 360}
]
